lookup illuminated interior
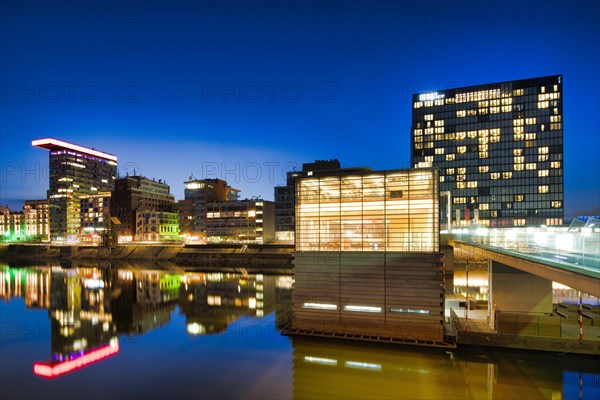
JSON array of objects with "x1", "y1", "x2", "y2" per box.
[{"x1": 296, "y1": 169, "x2": 439, "y2": 252}]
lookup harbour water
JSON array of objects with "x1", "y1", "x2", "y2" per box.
[{"x1": 1, "y1": 262, "x2": 598, "y2": 399}]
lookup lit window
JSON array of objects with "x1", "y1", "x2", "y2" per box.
[
  {"x1": 526, "y1": 117, "x2": 536, "y2": 125},
  {"x1": 513, "y1": 119, "x2": 524, "y2": 126},
  {"x1": 538, "y1": 185, "x2": 549, "y2": 194},
  {"x1": 456, "y1": 182, "x2": 465, "y2": 189},
  {"x1": 538, "y1": 147, "x2": 548, "y2": 154},
  {"x1": 526, "y1": 133, "x2": 536, "y2": 140},
  {"x1": 553, "y1": 85, "x2": 558, "y2": 92},
  {"x1": 479, "y1": 144, "x2": 488, "y2": 151},
  {"x1": 538, "y1": 101, "x2": 549, "y2": 108},
  {"x1": 502, "y1": 105, "x2": 512, "y2": 113},
  {"x1": 551, "y1": 161, "x2": 561, "y2": 169},
  {"x1": 514, "y1": 156, "x2": 524, "y2": 163},
  {"x1": 456, "y1": 174, "x2": 465, "y2": 181},
  {"x1": 453, "y1": 197, "x2": 466, "y2": 204},
  {"x1": 446, "y1": 154, "x2": 455, "y2": 161},
  {"x1": 538, "y1": 170, "x2": 549, "y2": 177},
  {"x1": 491, "y1": 173, "x2": 500, "y2": 180},
  {"x1": 478, "y1": 166, "x2": 489, "y2": 173},
  {"x1": 550, "y1": 123, "x2": 562, "y2": 130},
  {"x1": 457, "y1": 167, "x2": 466, "y2": 174},
  {"x1": 538, "y1": 155, "x2": 548, "y2": 162},
  {"x1": 514, "y1": 133, "x2": 524, "y2": 141},
  {"x1": 447, "y1": 168, "x2": 455, "y2": 175},
  {"x1": 457, "y1": 146, "x2": 466, "y2": 154},
  {"x1": 435, "y1": 148, "x2": 445, "y2": 155},
  {"x1": 551, "y1": 201, "x2": 562, "y2": 208},
  {"x1": 435, "y1": 120, "x2": 444, "y2": 127},
  {"x1": 457, "y1": 110, "x2": 466, "y2": 117},
  {"x1": 467, "y1": 181, "x2": 477, "y2": 188},
  {"x1": 514, "y1": 126, "x2": 524, "y2": 134},
  {"x1": 467, "y1": 131, "x2": 477, "y2": 138},
  {"x1": 514, "y1": 195, "x2": 524, "y2": 202},
  {"x1": 526, "y1": 163, "x2": 537, "y2": 170},
  {"x1": 491, "y1": 211, "x2": 498, "y2": 217},
  {"x1": 479, "y1": 203, "x2": 489, "y2": 210},
  {"x1": 502, "y1": 172, "x2": 512, "y2": 179},
  {"x1": 424, "y1": 114, "x2": 433, "y2": 121},
  {"x1": 514, "y1": 164, "x2": 524, "y2": 171},
  {"x1": 414, "y1": 102, "x2": 423, "y2": 109},
  {"x1": 479, "y1": 151, "x2": 488, "y2": 159},
  {"x1": 456, "y1": 131, "x2": 466, "y2": 140},
  {"x1": 513, "y1": 149, "x2": 522, "y2": 156},
  {"x1": 490, "y1": 106, "x2": 500, "y2": 114},
  {"x1": 513, "y1": 89, "x2": 524, "y2": 96},
  {"x1": 439, "y1": 176, "x2": 445, "y2": 182}
]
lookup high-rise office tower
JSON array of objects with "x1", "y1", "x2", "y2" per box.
[
  {"x1": 411, "y1": 75, "x2": 563, "y2": 227},
  {"x1": 32, "y1": 138, "x2": 117, "y2": 239}
]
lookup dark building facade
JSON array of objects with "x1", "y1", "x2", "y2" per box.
[
  {"x1": 32, "y1": 138, "x2": 117, "y2": 239},
  {"x1": 110, "y1": 176, "x2": 177, "y2": 242},
  {"x1": 411, "y1": 75, "x2": 564, "y2": 227}
]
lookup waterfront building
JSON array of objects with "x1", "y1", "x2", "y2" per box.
[
  {"x1": 179, "y1": 177, "x2": 239, "y2": 242},
  {"x1": 23, "y1": 200, "x2": 49, "y2": 240},
  {"x1": 291, "y1": 168, "x2": 446, "y2": 344},
  {"x1": 274, "y1": 160, "x2": 371, "y2": 243},
  {"x1": 110, "y1": 176, "x2": 178, "y2": 242},
  {"x1": 135, "y1": 209, "x2": 180, "y2": 241},
  {"x1": 206, "y1": 199, "x2": 275, "y2": 243},
  {"x1": 32, "y1": 138, "x2": 117, "y2": 240},
  {"x1": 79, "y1": 193, "x2": 111, "y2": 241},
  {"x1": 411, "y1": 75, "x2": 564, "y2": 227}
]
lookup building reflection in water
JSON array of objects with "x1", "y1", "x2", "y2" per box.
[
  {"x1": 0, "y1": 264, "x2": 293, "y2": 378},
  {"x1": 291, "y1": 336, "x2": 599, "y2": 399}
]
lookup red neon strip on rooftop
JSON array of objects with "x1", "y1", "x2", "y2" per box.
[
  {"x1": 32, "y1": 138, "x2": 117, "y2": 162},
  {"x1": 33, "y1": 342, "x2": 119, "y2": 378}
]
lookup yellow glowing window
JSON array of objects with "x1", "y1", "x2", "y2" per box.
[
  {"x1": 514, "y1": 126, "x2": 524, "y2": 134},
  {"x1": 538, "y1": 170, "x2": 549, "y2": 177},
  {"x1": 435, "y1": 120, "x2": 444, "y2": 127},
  {"x1": 479, "y1": 144, "x2": 488, "y2": 151},
  {"x1": 478, "y1": 166, "x2": 489, "y2": 173},
  {"x1": 479, "y1": 108, "x2": 488, "y2": 115},
  {"x1": 424, "y1": 156, "x2": 433, "y2": 162},
  {"x1": 414, "y1": 129, "x2": 423, "y2": 135},
  {"x1": 551, "y1": 161, "x2": 561, "y2": 168},
  {"x1": 446, "y1": 133, "x2": 456, "y2": 140},
  {"x1": 435, "y1": 127, "x2": 444, "y2": 134},
  {"x1": 553, "y1": 85, "x2": 558, "y2": 91},
  {"x1": 526, "y1": 117, "x2": 536, "y2": 125},
  {"x1": 457, "y1": 167, "x2": 466, "y2": 174},
  {"x1": 550, "y1": 123, "x2": 561, "y2": 130},
  {"x1": 514, "y1": 164, "x2": 524, "y2": 171},
  {"x1": 526, "y1": 163, "x2": 537, "y2": 170},
  {"x1": 513, "y1": 119, "x2": 524, "y2": 126},
  {"x1": 457, "y1": 110, "x2": 466, "y2": 117},
  {"x1": 526, "y1": 133, "x2": 536, "y2": 140},
  {"x1": 513, "y1": 149, "x2": 522, "y2": 156},
  {"x1": 453, "y1": 197, "x2": 466, "y2": 204},
  {"x1": 550, "y1": 115, "x2": 561, "y2": 122},
  {"x1": 479, "y1": 152, "x2": 488, "y2": 159},
  {"x1": 538, "y1": 101, "x2": 549, "y2": 108},
  {"x1": 491, "y1": 211, "x2": 498, "y2": 217},
  {"x1": 415, "y1": 136, "x2": 423, "y2": 143},
  {"x1": 414, "y1": 102, "x2": 423, "y2": 108},
  {"x1": 501, "y1": 97, "x2": 513, "y2": 105},
  {"x1": 467, "y1": 131, "x2": 477, "y2": 138},
  {"x1": 447, "y1": 168, "x2": 455, "y2": 175},
  {"x1": 538, "y1": 155, "x2": 548, "y2": 162},
  {"x1": 435, "y1": 148, "x2": 445, "y2": 155},
  {"x1": 439, "y1": 176, "x2": 445, "y2": 182},
  {"x1": 456, "y1": 132, "x2": 466, "y2": 140},
  {"x1": 424, "y1": 101, "x2": 433, "y2": 107},
  {"x1": 415, "y1": 143, "x2": 422, "y2": 149},
  {"x1": 502, "y1": 105, "x2": 512, "y2": 113},
  {"x1": 514, "y1": 156, "x2": 524, "y2": 163},
  {"x1": 502, "y1": 172, "x2": 512, "y2": 179},
  {"x1": 467, "y1": 110, "x2": 477, "y2": 116},
  {"x1": 457, "y1": 146, "x2": 466, "y2": 154},
  {"x1": 490, "y1": 99, "x2": 500, "y2": 106},
  {"x1": 490, "y1": 135, "x2": 500, "y2": 143},
  {"x1": 478, "y1": 129, "x2": 489, "y2": 138},
  {"x1": 480, "y1": 203, "x2": 489, "y2": 210},
  {"x1": 490, "y1": 106, "x2": 500, "y2": 114},
  {"x1": 513, "y1": 89, "x2": 524, "y2": 96},
  {"x1": 456, "y1": 175, "x2": 465, "y2": 181},
  {"x1": 467, "y1": 181, "x2": 477, "y2": 188},
  {"x1": 514, "y1": 195, "x2": 524, "y2": 202},
  {"x1": 551, "y1": 201, "x2": 561, "y2": 208},
  {"x1": 539, "y1": 147, "x2": 548, "y2": 154},
  {"x1": 424, "y1": 114, "x2": 433, "y2": 121},
  {"x1": 456, "y1": 182, "x2": 465, "y2": 189},
  {"x1": 513, "y1": 219, "x2": 526, "y2": 226},
  {"x1": 446, "y1": 154, "x2": 455, "y2": 161},
  {"x1": 538, "y1": 185, "x2": 549, "y2": 194},
  {"x1": 514, "y1": 134, "x2": 524, "y2": 141},
  {"x1": 541, "y1": 86, "x2": 546, "y2": 93},
  {"x1": 491, "y1": 173, "x2": 500, "y2": 180},
  {"x1": 478, "y1": 101, "x2": 489, "y2": 108}
]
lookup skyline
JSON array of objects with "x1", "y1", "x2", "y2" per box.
[{"x1": 1, "y1": 1, "x2": 599, "y2": 217}]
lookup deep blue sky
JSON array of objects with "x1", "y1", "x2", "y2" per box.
[{"x1": 1, "y1": 0, "x2": 599, "y2": 217}]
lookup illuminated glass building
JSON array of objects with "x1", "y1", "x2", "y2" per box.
[
  {"x1": 32, "y1": 138, "x2": 117, "y2": 240},
  {"x1": 411, "y1": 75, "x2": 563, "y2": 227},
  {"x1": 292, "y1": 168, "x2": 446, "y2": 344}
]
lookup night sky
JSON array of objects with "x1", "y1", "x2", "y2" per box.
[{"x1": 1, "y1": 0, "x2": 599, "y2": 217}]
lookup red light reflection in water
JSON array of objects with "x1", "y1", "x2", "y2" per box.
[{"x1": 33, "y1": 342, "x2": 119, "y2": 379}]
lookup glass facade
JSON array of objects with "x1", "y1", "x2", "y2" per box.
[
  {"x1": 295, "y1": 169, "x2": 439, "y2": 252},
  {"x1": 33, "y1": 139, "x2": 117, "y2": 239},
  {"x1": 411, "y1": 75, "x2": 564, "y2": 227}
]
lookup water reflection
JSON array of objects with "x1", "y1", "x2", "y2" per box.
[
  {"x1": 0, "y1": 264, "x2": 292, "y2": 379},
  {"x1": 292, "y1": 336, "x2": 600, "y2": 399}
]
